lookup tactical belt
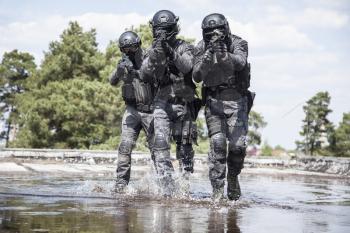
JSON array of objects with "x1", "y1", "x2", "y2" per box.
[
  {"x1": 208, "y1": 86, "x2": 242, "y2": 101},
  {"x1": 136, "y1": 103, "x2": 153, "y2": 113}
]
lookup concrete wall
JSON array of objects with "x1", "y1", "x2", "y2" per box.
[{"x1": 1, "y1": 148, "x2": 349, "y2": 176}]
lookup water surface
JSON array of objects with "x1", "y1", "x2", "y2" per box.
[{"x1": 0, "y1": 165, "x2": 349, "y2": 232}]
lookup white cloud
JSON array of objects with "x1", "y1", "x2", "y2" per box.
[
  {"x1": 172, "y1": 0, "x2": 215, "y2": 10},
  {"x1": 250, "y1": 50, "x2": 350, "y2": 108},
  {"x1": 1, "y1": 4, "x2": 349, "y2": 149},
  {"x1": 181, "y1": 15, "x2": 316, "y2": 50},
  {"x1": 297, "y1": 8, "x2": 348, "y2": 28},
  {"x1": 0, "y1": 12, "x2": 149, "y2": 63},
  {"x1": 179, "y1": 19, "x2": 202, "y2": 42},
  {"x1": 71, "y1": 12, "x2": 150, "y2": 47},
  {"x1": 252, "y1": 5, "x2": 348, "y2": 29},
  {"x1": 235, "y1": 21, "x2": 315, "y2": 50}
]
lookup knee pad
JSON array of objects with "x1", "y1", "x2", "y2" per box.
[
  {"x1": 118, "y1": 139, "x2": 134, "y2": 155},
  {"x1": 117, "y1": 153, "x2": 131, "y2": 164},
  {"x1": 211, "y1": 133, "x2": 227, "y2": 158},
  {"x1": 154, "y1": 132, "x2": 170, "y2": 151},
  {"x1": 227, "y1": 144, "x2": 246, "y2": 175},
  {"x1": 228, "y1": 143, "x2": 246, "y2": 157}
]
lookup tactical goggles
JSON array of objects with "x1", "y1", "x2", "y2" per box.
[
  {"x1": 155, "y1": 25, "x2": 176, "y2": 35},
  {"x1": 203, "y1": 27, "x2": 226, "y2": 41},
  {"x1": 120, "y1": 44, "x2": 140, "y2": 53}
]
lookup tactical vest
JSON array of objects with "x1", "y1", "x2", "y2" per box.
[
  {"x1": 202, "y1": 34, "x2": 250, "y2": 91},
  {"x1": 133, "y1": 78, "x2": 154, "y2": 111},
  {"x1": 121, "y1": 78, "x2": 136, "y2": 105},
  {"x1": 122, "y1": 72, "x2": 154, "y2": 112},
  {"x1": 156, "y1": 39, "x2": 196, "y2": 103}
]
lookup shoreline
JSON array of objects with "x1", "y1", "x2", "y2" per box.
[{"x1": 0, "y1": 148, "x2": 349, "y2": 177}]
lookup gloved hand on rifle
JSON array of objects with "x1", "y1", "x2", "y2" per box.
[
  {"x1": 118, "y1": 56, "x2": 136, "y2": 82},
  {"x1": 202, "y1": 48, "x2": 213, "y2": 63},
  {"x1": 149, "y1": 29, "x2": 168, "y2": 62},
  {"x1": 212, "y1": 41, "x2": 228, "y2": 61},
  {"x1": 212, "y1": 41, "x2": 227, "y2": 54},
  {"x1": 119, "y1": 55, "x2": 134, "y2": 71},
  {"x1": 152, "y1": 29, "x2": 167, "y2": 52},
  {"x1": 203, "y1": 29, "x2": 227, "y2": 63}
]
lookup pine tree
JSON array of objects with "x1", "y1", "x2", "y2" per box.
[
  {"x1": 0, "y1": 49, "x2": 36, "y2": 147},
  {"x1": 12, "y1": 22, "x2": 120, "y2": 149},
  {"x1": 296, "y1": 91, "x2": 334, "y2": 155},
  {"x1": 333, "y1": 112, "x2": 350, "y2": 157}
]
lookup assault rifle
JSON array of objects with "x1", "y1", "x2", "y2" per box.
[{"x1": 206, "y1": 29, "x2": 225, "y2": 64}]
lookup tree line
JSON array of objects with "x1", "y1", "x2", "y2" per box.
[
  {"x1": 2, "y1": 22, "x2": 348, "y2": 157},
  {"x1": 296, "y1": 91, "x2": 350, "y2": 157},
  {"x1": 0, "y1": 22, "x2": 267, "y2": 152},
  {"x1": 2, "y1": 22, "x2": 349, "y2": 157}
]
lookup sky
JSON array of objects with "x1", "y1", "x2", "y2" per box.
[{"x1": 0, "y1": 0, "x2": 349, "y2": 149}]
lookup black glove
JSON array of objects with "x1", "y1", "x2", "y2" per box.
[
  {"x1": 125, "y1": 57, "x2": 134, "y2": 71},
  {"x1": 118, "y1": 57, "x2": 132, "y2": 70},
  {"x1": 203, "y1": 49, "x2": 213, "y2": 63},
  {"x1": 152, "y1": 29, "x2": 167, "y2": 51},
  {"x1": 212, "y1": 41, "x2": 227, "y2": 53},
  {"x1": 152, "y1": 38, "x2": 164, "y2": 52},
  {"x1": 118, "y1": 57, "x2": 135, "y2": 82}
]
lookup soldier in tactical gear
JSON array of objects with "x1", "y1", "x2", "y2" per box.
[
  {"x1": 110, "y1": 31, "x2": 156, "y2": 192},
  {"x1": 193, "y1": 13, "x2": 253, "y2": 201},
  {"x1": 141, "y1": 10, "x2": 201, "y2": 195}
]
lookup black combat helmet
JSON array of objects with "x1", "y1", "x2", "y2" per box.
[
  {"x1": 201, "y1": 13, "x2": 230, "y2": 42},
  {"x1": 118, "y1": 31, "x2": 141, "y2": 54},
  {"x1": 150, "y1": 10, "x2": 179, "y2": 40}
]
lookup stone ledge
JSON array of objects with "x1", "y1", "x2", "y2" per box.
[{"x1": 1, "y1": 149, "x2": 349, "y2": 176}]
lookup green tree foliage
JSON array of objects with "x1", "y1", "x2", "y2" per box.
[
  {"x1": 12, "y1": 22, "x2": 120, "y2": 149},
  {"x1": 134, "y1": 24, "x2": 154, "y2": 49},
  {"x1": 13, "y1": 80, "x2": 120, "y2": 148},
  {"x1": 38, "y1": 22, "x2": 104, "y2": 85},
  {"x1": 248, "y1": 111, "x2": 267, "y2": 147},
  {"x1": 6, "y1": 21, "x2": 268, "y2": 153},
  {"x1": 296, "y1": 91, "x2": 334, "y2": 155},
  {"x1": 0, "y1": 49, "x2": 36, "y2": 146},
  {"x1": 261, "y1": 140, "x2": 273, "y2": 156},
  {"x1": 332, "y1": 112, "x2": 350, "y2": 157}
]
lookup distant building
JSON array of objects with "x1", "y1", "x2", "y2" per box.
[{"x1": 247, "y1": 146, "x2": 259, "y2": 156}]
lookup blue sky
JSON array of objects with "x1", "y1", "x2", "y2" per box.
[{"x1": 1, "y1": 0, "x2": 349, "y2": 149}]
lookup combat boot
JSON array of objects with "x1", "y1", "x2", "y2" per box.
[
  {"x1": 227, "y1": 175, "x2": 241, "y2": 201},
  {"x1": 212, "y1": 186, "x2": 224, "y2": 201},
  {"x1": 114, "y1": 181, "x2": 127, "y2": 194}
]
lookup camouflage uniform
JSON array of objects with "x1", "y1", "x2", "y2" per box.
[
  {"x1": 141, "y1": 38, "x2": 198, "y2": 191},
  {"x1": 110, "y1": 49, "x2": 155, "y2": 187},
  {"x1": 193, "y1": 34, "x2": 249, "y2": 200}
]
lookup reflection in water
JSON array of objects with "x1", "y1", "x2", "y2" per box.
[
  {"x1": 151, "y1": 205, "x2": 193, "y2": 233},
  {"x1": 0, "y1": 198, "x2": 118, "y2": 233},
  {"x1": 0, "y1": 197, "x2": 245, "y2": 233},
  {"x1": 0, "y1": 169, "x2": 350, "y2": 233},
  {"x1": 208, "y1": 209, "x2": 225, "y2": 232},
  {"x1": 227, "y1": 209, "x2": 241, "y2": 233},
  {"x1": 207, "y1": 208, "x2": 241, "y2": 233}
]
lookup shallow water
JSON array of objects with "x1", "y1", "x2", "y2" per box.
[{"x1": 0, "y1": 165, "x2": 349, "y2": 233}]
